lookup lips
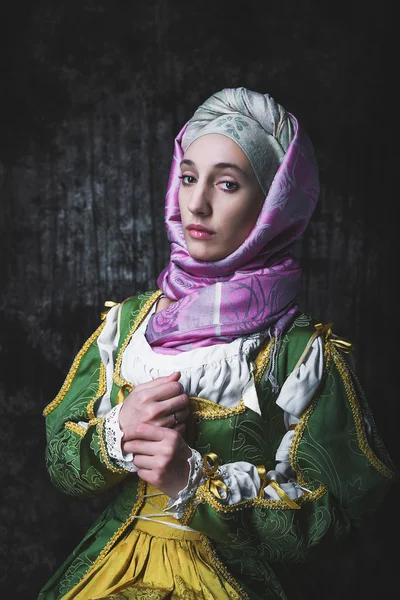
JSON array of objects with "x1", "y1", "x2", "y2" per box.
[
  {"x1": 186, "y1": 223, "x2": 216, "y2": 240},
  {"x1": 187, "y1": 224, "x2": 215, "y2": 234}
]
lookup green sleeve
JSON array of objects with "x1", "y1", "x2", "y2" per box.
[
  {"x1": 182, "y1": 341, "x2": 395, "y2": 564},
  {"x1": 43, "y1": 319, "x2": 128, "y2": 499}
]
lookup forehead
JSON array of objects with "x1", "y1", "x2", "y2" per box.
[{"x1": 183, "y1": 133, "x2": 250, "y2": 168}]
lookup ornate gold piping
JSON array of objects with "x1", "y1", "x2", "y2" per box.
[
  {"x1": 200, "y1": 534, "x2": 249, "y2": 600},
  {"x1": 181, "y1": 483, "x2": 314, "y2": 524},
  {"x1": 331, "y1": 345, "x2": 394, "y2": 479},
  {"x1": 190, "y1": 397, "x2": 246, "y2": 420},
  {"x1": 64, "y1": 422, "x2": 86, "y2": 437},
  {"x1": 253, "y1": 338, "x2": 272, "y2": 385},
  {"x1": 113, "y1": 290, "x2": 163, "y2": 391},
  {"x1": 43, "y1": 321, "x2": 106, "y2": 417}
]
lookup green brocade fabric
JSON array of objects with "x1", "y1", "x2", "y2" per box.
[{"x1": 39, "y1": 291, "x2": 395, "y2": 600}]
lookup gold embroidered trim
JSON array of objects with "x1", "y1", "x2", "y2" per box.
[
  {"x1": 42, "y1": 321, "x2": 107, "y2": 417},
  {"x1": 67, "y1": 479, "x2": 147, "y2": 592},
  {"x1": 113, "y1": 290, "x2": 163, "y2": 390},
  {"x1": 200, "y1": 534, "x2": 249, "y2": 600},
  {"x1": 86, "y1": 362, "x2": 106, "y2": 420},
  {"x1": 253, "y1": 338, "x2": 272, "y2": 384},
  {"x1": 331, "y1": 345, "x2": 394, "y2": 480},
  {"x1": 181, "y1": 483, "x2": 314, "y2": 524},
  {"x1": 96, "y1": 417, "x2": 126, "y2": 474},
  {"x1": 64, "y1": 421, "x2": 86, "y2": 437},
  {"x1": 190, "y1": 397, "x2": 246, "y2": 420}
]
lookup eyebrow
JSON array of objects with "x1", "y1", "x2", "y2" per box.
[{"x1": 180, "y1": 159, "x2": 247, "y2": 175}]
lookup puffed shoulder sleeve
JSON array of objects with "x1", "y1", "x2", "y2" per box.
[{"x1": 42, "y1": 303, "x2": 129, "y2": 499}]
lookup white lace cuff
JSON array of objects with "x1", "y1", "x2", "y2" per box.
[
  {"x1": 166, "y1": 449, "x2": 204, "y2": 519},
  {"x1": 104, "y1": 404, "x2": 137, "y2": 473}
]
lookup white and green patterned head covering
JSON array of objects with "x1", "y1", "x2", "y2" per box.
[{"x1": 181, "y1": 87, "x2": 296, "y2": 195}]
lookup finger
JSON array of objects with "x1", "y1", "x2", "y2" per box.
[
  {"x1": 125, "y1": 382, "x2": 184, "y2": 408},
  {"x1": 133, "y1": 454, "x2": 157, "y2": 470},
  {"x1": 162, "y1": 406, "x2": 190, "y2": 429},
  {"x1": 122, "y1": 396, "x2": 189, "y2": 436},
  {"x1": 128, "y1": 422, "x2": 167, "y2": 441},
  {"x1": 128, "y1": 390, "x2": 189, "y2": 421},
  {"x1": 174, "y1": 422, "x2": 186, "y2": 436},
  {"x1": 158, "y1": 393, "x2": 189, "y2": 416},
  {"x1": 132, "y1": 372, "x2": 181, "y2": 393},
  {"x1": 142, "y1": 381, "x2": 185, "y2": 405},
  {"x1": 172, "y1": 406, "x2": 191, "y2": 424},
  {"x1": 124, "y1": 439, "x2": 159, "y2": 456}
]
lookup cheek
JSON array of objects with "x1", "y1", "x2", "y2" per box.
[
  {"x1": 178, "y1": 190, "x2": 186, "y2": 221},
  {"x1": 226, "y1": 204, "x2": 260, "y2": 240}
]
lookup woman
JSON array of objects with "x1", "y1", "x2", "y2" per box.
[{"x1": 39, "y1": 88, "x2": 395, "y2": 599}]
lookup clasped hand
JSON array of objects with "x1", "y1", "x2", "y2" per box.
[{"x1": 119, "y1": 372, "x2": 191, "y2": 499}]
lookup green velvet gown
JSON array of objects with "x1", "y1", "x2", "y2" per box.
[{"x1": 38, "y1": 290, "x2": 396, "y2": 599}]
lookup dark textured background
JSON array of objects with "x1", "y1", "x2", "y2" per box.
[{"x1": 0, "y1": 1, "x2": 398, "y2": 598}]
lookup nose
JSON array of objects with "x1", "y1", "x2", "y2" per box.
[{"x1": 187, "y1": 181, "x2": 212, "y2": 216}]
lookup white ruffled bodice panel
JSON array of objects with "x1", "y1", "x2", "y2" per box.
[{"x1": 120, "y1": 304, "x2": 264, "y2": 414}]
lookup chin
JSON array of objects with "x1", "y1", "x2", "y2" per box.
[
  {"x1": 187, "y1": 249, "x2": 214, "y2": 261},
  {"x1": 184, "y1": 236, "x2": 231, "y2": 261},
  {"x1": 187, "y1": 248, "x2": 226, "y2": 261}
]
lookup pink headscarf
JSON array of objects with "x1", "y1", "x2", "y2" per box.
[{"x1": 145, "y1": 88, "x2": 319, "y2": 359}]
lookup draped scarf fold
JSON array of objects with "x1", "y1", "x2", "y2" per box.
[{"x1": 145, "y1": 88, "x2": 320, "y2": 355}]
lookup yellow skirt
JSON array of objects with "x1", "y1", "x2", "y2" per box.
[{"x1": 62, "y1": 484, "x2": 241, "y2": 600}]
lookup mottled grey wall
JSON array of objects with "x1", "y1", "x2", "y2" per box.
[{"x1": 0, "y1": 1, "x2": 398, "y2": 598}]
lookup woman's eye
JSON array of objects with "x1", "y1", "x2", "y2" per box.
[
  {"x1": 220, "y1": 181, "x2": 238, "y2": 192},
  {"x1": 180, "y1": 175, "x2": 196, "y2": 185}
]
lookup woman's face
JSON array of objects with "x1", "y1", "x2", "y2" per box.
[{"x1": 178, "y1": 133, "x2": 266, "y2": 261}]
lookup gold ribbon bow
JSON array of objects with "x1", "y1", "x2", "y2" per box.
[
  {"x1": 256, "y1": 465, "x2": 268, "y2": 498},
  {"x1": 116, "y1": 383, "x2": 133, "y2": 405},
  {"x1": 256, "y1": 465, "x2": 301, "y2": 509},
  {"x1": 100, "y1": 300, "x2": 119, "y2": 321},
  {"x1": 203, "y1": 452, "x2": 229, "y2": 501},
  {"x1": 267, "y1": 480, "x2": 301, "y2": 509},
  {"x1": 314, "y1": 322, "x2": 354, "y2": 354}
]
